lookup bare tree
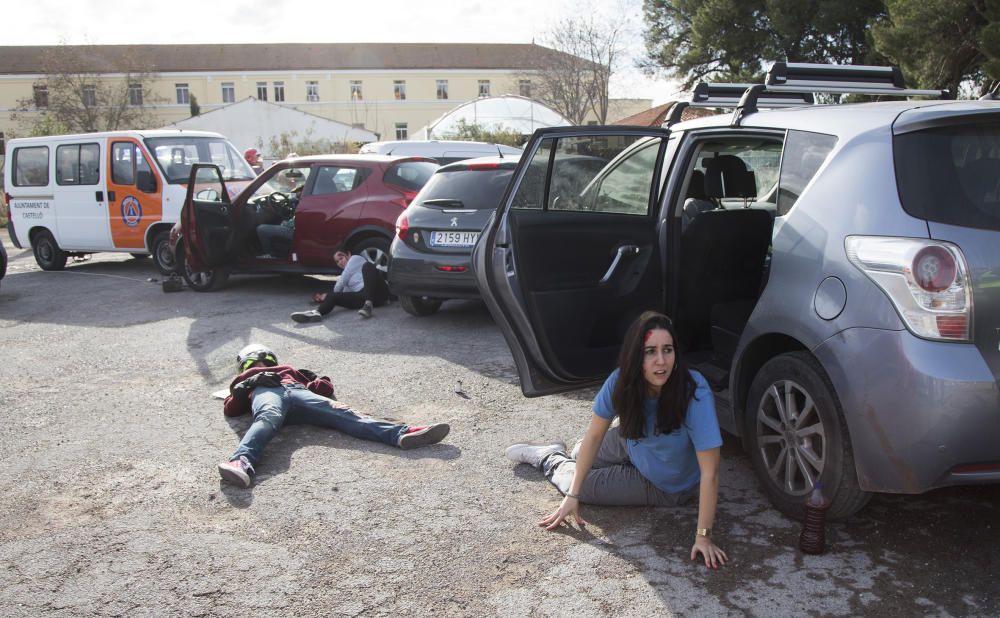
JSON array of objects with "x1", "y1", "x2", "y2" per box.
[
  {"x1": 10, "y1": 43, "x2": 163, "y2": 136},
  {"x1": 525, "y1": 15, "x2": 625, "y2": 124}
]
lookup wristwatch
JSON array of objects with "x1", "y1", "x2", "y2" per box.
[{"x1": 696, "y1": 528, "x2": 712, "y2": 538}]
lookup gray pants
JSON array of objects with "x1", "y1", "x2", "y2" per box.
[{"x1": 541, "y1": 426, "x2": 693, "y2": 506}]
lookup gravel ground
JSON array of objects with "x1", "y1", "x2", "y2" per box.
[{"x1": 1, "y1": 237, "x2": 998, "y2": 617}]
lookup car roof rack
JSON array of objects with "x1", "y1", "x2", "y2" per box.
[
  {"x1": 676, "y1": 63, "x2": 948, "y2": 128},
  {"x1": 765, "y1": 62, "x2": 946, "y2": 98},
  {"x1": 690, "y1": 82, "x2": 814, "y2": 109}
]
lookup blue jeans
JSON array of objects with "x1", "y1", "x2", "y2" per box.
[{"x1": 230, "y1": 384, "x2": 406, "y2": 465}]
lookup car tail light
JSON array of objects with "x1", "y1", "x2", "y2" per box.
[
  {"x1": 395, "y1": 212, "x2": 409, "y2": 240},
  {"x1": 435, "y1": 265, "x2": 468, "y2": 272},
  {"x1": 387, "y1": 186, "x2": 418, "y2": 208},
  {"x1": 845, "y1": 236, "x2": 972, "y2": 341}
]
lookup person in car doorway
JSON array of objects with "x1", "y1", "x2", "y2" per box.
[
  {"x1": 291, "y1": 249, "x2": 389, "y2": 322},
  {"x1": 218, "y1": 344, "x2": 450, "y2": 487},
  {"x1": 505, "y1": 311, "x2": 728, "y2": 569}
]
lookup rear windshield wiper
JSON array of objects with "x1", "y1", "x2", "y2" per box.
[{"x1": 421, "y1": 198, "x2": 466, "y2": 208}]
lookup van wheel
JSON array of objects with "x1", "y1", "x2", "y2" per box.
[
  {"x1": 150, "y1": 230, "x2": 175, "y2": 275},
  {"x1": 400, "y1": 295, "x2": 443, "y2": 316},
  {"x1": 351, "y1": 236, "x2": 390, "y2": 273},
  {"x1": 744, "y1": 352, "x2": 871, "y2": 520},
  {"x1": 32, "y1": 230, "x2": 68, "y2": 271},
  {"x1": 182, "y1": 256, "x2": 229, "y2": 292}
]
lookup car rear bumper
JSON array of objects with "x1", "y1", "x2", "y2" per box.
[
  {"x1": 389, "y1": 242, "x2": 479, "y2": 299},
  {"x1": 814, "y1": 327, "x2": 1000, "y2": 494}
]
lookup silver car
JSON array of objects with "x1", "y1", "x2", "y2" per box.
[{"x1": 473, "y1": 63, "x2": 1000, "y2": 519}]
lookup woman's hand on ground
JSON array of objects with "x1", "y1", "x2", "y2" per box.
[
  {"x1": 691, "y1": 535, "x2": 727, "y2": 569},
  {"x1": 539, "y1": 496, "x2": 587, "y2": 531}
]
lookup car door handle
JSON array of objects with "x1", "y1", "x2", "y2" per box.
[{"x1": 599, "y1": 245, "x2": 640, "y2": 284}]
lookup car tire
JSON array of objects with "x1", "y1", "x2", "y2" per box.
[
  {"x1": 181, "y1": 252, "x2": 229, "y2": 292},
  {"x1": 150, "y1": 230, "x2": 175, "y2": 275},
  {"x1": 399, "y1": 295, "x2": 443, "y2": 316},
  {"x1": 350, "y1": 236, "x2": 391, "y2": 273},
  {"x1": 32, "y1": 230, "x2": 68, "y2": 271},
  {"x1": 744, "y1": 351, "x2": 871, "y2": 520}
]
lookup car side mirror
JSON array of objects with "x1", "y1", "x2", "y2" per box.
[
  {"x1": 137, "y1": 170, "x2": 157, "y2": 193},
  {"x1": 195, "y1": 188, "x2": 220, "y2": 201}
]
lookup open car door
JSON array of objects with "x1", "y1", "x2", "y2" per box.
[
  {"x1": 473, "y1": 126, "x2": 671, "y2": 396},
  {"x1": 181, "y1": 164, "x2": 236, "y2": 271}
]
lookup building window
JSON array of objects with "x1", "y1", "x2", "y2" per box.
[
  {"x1": 221, "y1": 82, "x2": 235, "y2": 104},
  {"x1": 256, "y1": 81, "x2": 267, "y2": 101},
  {"x1": 306, "y1": 81, "x2": 320, "y2": 102},
  {"x1": 82, "y1": 85, "x2": 97, "y2": 107},
  {"x1": 128, "y1": 83, "x2": 143, "y2": 106},
  {"x1": 478, "y1": 80, "x2": 491, "y2": 98},
  {"x1": 350, "y1": 80, "x2": 363, "y2": 101},
  {"x1": 273, "y1": 81, "x2": 285, "y2": 102},
  {"x1": 519, "y1": 79, "x2": 532, "y2": 98},
  {"x1": 33, "y1": 85, "x2": 49, "y2": 108},
  {"x1": 175, "y1": 83, "x2": 190, "y2": 105},
  {"x1": 393, "y1": 80, "x2": 407, "y2": 100},
  {"x1": 436, "y1": 79, "x2": 449, "y2": 100},
  {"x1": 395, "y1": 123, "x2": 408, "y2": 140}
]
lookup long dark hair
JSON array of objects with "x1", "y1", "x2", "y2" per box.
[{"x1": 613, "y1": 311, "x2": 697, "y2": 440}]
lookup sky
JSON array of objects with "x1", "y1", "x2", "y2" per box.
[{"x1": 2, "y1": 0, "x2": 684, "y2": 105}]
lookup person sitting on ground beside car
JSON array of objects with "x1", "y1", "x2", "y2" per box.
[
  {"x1": 291, "y1": 249, "x2": 389, "y2": 322},
  {"x1": 505, "y1": 311, "x2": 728, "y2": 569},
  {"x1": 218, "y1": 344, "x2": 451, "y2": 488}
]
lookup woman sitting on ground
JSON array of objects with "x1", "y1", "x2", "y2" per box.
[{"x1": 505, "y1": 310, "x2": 728, "y2": 568}]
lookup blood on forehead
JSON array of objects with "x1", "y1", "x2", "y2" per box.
[{"x1": 644, "y1": 329, "x2": 655, "y2": 343}]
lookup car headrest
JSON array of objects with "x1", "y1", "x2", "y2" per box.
[{"x1": 703, "y1": 155, "x2": 757, "y2": 198}]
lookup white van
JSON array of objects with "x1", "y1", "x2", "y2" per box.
[
  {"x1": 3, "y1": 129, "x2": 255, "y2": 273},
  {"x1": 358, "y1": 140, "x2": 521, "y2": 165}
]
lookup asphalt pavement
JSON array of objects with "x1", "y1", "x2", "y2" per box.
[{"x1": 0, "y1": 236, "x2": 997, "y2": 617}]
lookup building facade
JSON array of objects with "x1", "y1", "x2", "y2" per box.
[{"x1": 0, "y1": 43, "x2": 651, "y2": 148}]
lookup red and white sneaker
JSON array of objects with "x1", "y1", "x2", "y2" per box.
[
  {"x1": 217, "y1": 456, "x2": 255, "y2": 487},
  {"x1": 398, "y1": 423, "x2": 451, "y2": 450}
]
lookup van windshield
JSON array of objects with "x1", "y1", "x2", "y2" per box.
[
  {"x1": 144, "y1": 137, "x2": 256, "y2": 184},
  {"x1": 894, "y1": 120, "x2": 1000, "y2": 231}
]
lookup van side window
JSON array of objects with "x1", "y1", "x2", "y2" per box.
[
  {"x1": 56, "y1": 143, "x2": 100, "y2": 186},
  {"x1": 777, "y1": 130, "x2": 837, "y2": 216},
  {"x1": 112, "y1": 142, "x2": 135, "y2": 185},
  {"x1": 135, "y1": 148, "x2": 155, "y2": 193},
  {"x1": 13, "y1": 146, "x2": 49, "y2": 187}
]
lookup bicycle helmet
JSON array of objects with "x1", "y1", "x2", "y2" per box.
[{"x1": 236, "y1": 344, "x2": 278, "y2": 373}]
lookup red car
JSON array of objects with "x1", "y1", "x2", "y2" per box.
[{"x1": 172, "y1": 155, "x2": 437, "y2": 291}]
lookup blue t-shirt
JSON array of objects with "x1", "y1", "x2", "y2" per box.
[{"x1": 593, "y1": 368, "x2": 722, "y2": 493}]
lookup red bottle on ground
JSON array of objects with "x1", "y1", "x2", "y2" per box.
[{"x1": 799, "y1": 483, "x2": 830, "y2": 555}]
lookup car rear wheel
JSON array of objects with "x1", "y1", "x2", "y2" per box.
[
  {"x1": 744, "y1": 351, "x2": 871, "y2": 520},
  {"x1": 400, "y1": 295, "x2": 443, "y2": 316},
  {"x1": 180, "y1": 248, "x2": 229, "y2": 292},
  {"x1": 32, "y1": 230, "x2": 67, "y2": 271},
  {"x1": 351, "y1": 236, "x2": 390, "y2": 273},
  {"x1": 151, "y1": 230, "x2": 176, "y2": 275}
]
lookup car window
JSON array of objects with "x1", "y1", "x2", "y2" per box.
[
  {"x1": 777, "y1": 130, "x2": 837, "y2": 216},
  {"x1": 681, "y1": 138, "x2": 784, "y2": 213},
  {"x1": 311, "y1": 166, "x2": 367, "y2": 195},
  {"x1": 894, "y1": 121, "x2": 1000, "y2": 231},
  {"x1": 192, "y1": 166, "x2": 226, "y2": 202},
  {"x1": 384, "y1": 160, "x2": 437, "y2": 192},
  {"x1": 145, "y1": 136, "x2": 255, "y2": 183},
  {"x1": 249, "y1": 166, "x2": 312, "y2": 201},
  {"x1": 13, "y1": 146, "x2": 49, "y2": 187},
  {"x1": 417, "y1": 167, "x2": 515, "y2": 210},
  {"x1": 511, "y1": 134, "x2": 662, "y2": 215}
]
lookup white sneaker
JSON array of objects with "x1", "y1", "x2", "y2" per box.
[
  {"x1": 505, "y1": 442, "x2": 567, "y2": 468},
  {"x1": 291, "y1": 309, "x2": 323, "y2": 323}
]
